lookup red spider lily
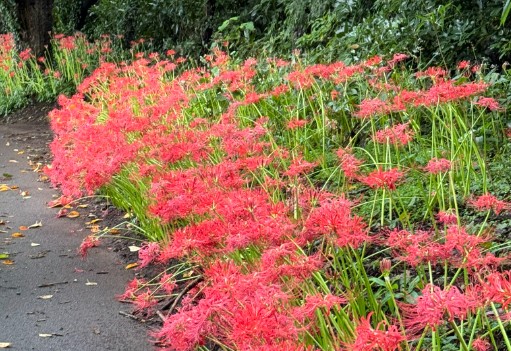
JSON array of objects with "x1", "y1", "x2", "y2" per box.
[
  {"x1": 424, "y1": 157, "x2": 452, "y2": 174},
  {"x1": 355, "y1": 97, "x2": 391, "y2": 118},
  {"x1": 374, "y1": 122, "x2": 414, "y2": 146},
  {"x1": 472, "y1": 337, "x2": 491, "y2": 351},
  {"x1": 360, "y1": 167, "x2": 405, "y2": 190},
  {"x1": 138, "y1": 242, "x2": 161, "y2": 268},
  {"x1": 284, "y1": 156, "x2": 317, "y2": 177},
  {"x1": 474, "y1": 97, "x2": 501, "y2": 111},
  {"x1": 336, "y1": 148, "x2": 363, "y2": 179},
  {"x1": 386, "y1": 228, "x2": 450, "y2": 266},
  {"x1": 402, "y1": 284, "x2": 480, "y2": 332},
  {"x1": 457, "y1": 60, "x2": 470, "y2": 70},
  {"x1": 343, "y1": 313, "x2": 405, "y2": 351},
  {"x1": 468, "y1": 194, "x2": 509, "y2": 215},
  {"x1": 481, "y1": 271, "x2": 511, "y2": 308},
  {"x1": 304, "y1": 197, "x2": 369, "y2": 248},
  {"x1": 436, "y1": 210, "x2": 458, "y2": 225},
  {"x1": 286, "y1": 119, "x2": 308, "y2": 129},
  {"x1": 78, "y1": 235, "x2": 99, "y2": 258}
]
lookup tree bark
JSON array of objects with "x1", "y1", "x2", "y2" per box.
[
  {"x1": 77, "y1": 0, "x2": 99, "y2": 31},
  {"x1": 16, "y1": 0, "x2": 53, "y2": 55}
]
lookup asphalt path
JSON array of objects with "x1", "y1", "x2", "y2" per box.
[{"x1": 0, "y1": 123, "x2": 152, "y2": 350}]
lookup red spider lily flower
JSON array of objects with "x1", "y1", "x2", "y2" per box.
[
  {"x1": 474, "y1": 97, "x2": 501, "y2": 111},
  {"x1": 286, "y1": 119, "x2": 308, "y2": 130},
  {"x1": 387, "y1": 53, "x2": 409, "y2": 67},
  {"x1": 402, "y1": 284, "x2": 479, "y2": 332},
  {"x1": 386, "y1": 228, "x2": 450, "y2": 266},
  {"x1": 374, "y1": 122, "x2": 414, "y2": 146},
  {"x1": 424, "y1": 157, "x2": 451, "y2": 174},
  {"x1": 457, "y1": 60, "x2": 470, "y2": 70},
  {"x1": 117, "y1": 278, "x2": 147, "y2": 301},
  {"x1": 344, "y1": 313, "x2": 405, "y2": 351},
  {"x1": 481, "y1": 271, "x2": 511, "y2": 308},
  {"x1": 436, "y1": 210, "x2": 458, "y2": 225},
  {"x1": 468, "y1": 194, "x2": 508, "y2": 215},
  {"x1": 138, "y1": 242, "x2": 161, "y2": 268},
  {"x1": 284, "y1": 156, "x2": 317, "y2": 177},
  {"x1": 355, "y1": 97, "x2": 391, "y2": 118},
  {"x1": 472, "y1": 337, "x2": 491, "y2": 351},
  {"x1": 19, "y1": 48, "x2": 32, "y2": 61},
  {"x1": 159, "y1": 273, "x2": 177, "y2": 294},
  {"x1": 293, "y1": 293, "x2": 346, "y2": 322},
  {"x1": 132, "y1": 289, "x2": 158, "y2": 313},
  {"x1": 336, "y1": 148, "x2": 363, "y2": 179},
  {"x1": 304, "y1": 197, "x2": 369, "y2": 248},
  {"x1": 360, "y1": 167, "x2": 405, "y2": 190},
  {"x1": 78, "y1": 235, "x2": 99, "y2": 258}
]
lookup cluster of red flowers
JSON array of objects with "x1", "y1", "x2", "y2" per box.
[{"x1": 45, "y1": 47, "x2": 510, "y2": 351}]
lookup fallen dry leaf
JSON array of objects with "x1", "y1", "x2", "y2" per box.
[
  {"x1": 0, "y1": 185, "x2": 12, "y2": 192},
  {"x1": 38, "y1": 295, "x2": 53, "y2": 300},
  {"x1": 109, "y1": 228, "x2": 121, "y2": 235},
  {"x1": 77, "y1": 204, "x2": 88, "y2": 208},
  {"x1": 66, "y1": 211, "x2": 80, "y2": 218},
  {"x1": 19, "y1": 226, "x2": 28, "y2": 231},
  {"x1": 2, "y1": 260, "x2": 14, "y2": 265},
  {"x1": 0, "y1": 342, "x2": 11, "y2": 348},
  {"x1": 128, "y1": 246, "x2": 140, "y2": 252},
  {"x1": 28, "y1": 221, "x2": 42, "y2": 229},
  {"x1": 125, "y1": 262, "x2": 139, "y2": 270},
  {"x1": 11, "y1": 233, "x2": 24, "y2": 238},
  {"x1": 86, "y1": 219, "x2": 103, "y2": 225},
  {"x1": 85, "y1": 280, "x2": 98, "y2": 286},
  {"x1": 8, "y1": 160, "x2": 18, "y2": 163},
  {"x1": 31, "y1": 243, "x2": 40, "y2": 247},
  {"x1": 38, "y1": 334, "x2": 53, "y2": 338},
  {"x1": 20, "y1": 191, "x2": 29, "y2": 197}
]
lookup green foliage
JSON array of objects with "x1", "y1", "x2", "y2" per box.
[
  {"x1": 0, "y1": 0, "x2": 19, "y2": 39},
  {"x1": 53, "y1": 0, "x2": 81, "y2": 34}
]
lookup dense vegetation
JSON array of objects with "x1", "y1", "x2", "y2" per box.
[{"x1": 3, "y1": 2, "x2": 511, "y2": 350}]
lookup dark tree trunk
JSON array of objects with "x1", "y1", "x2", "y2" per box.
[
  {"x1": 202, "y1": 0, "x2": 216, "y2": 51},
  {"x1": 16, "y1": 0, "x2": 53, "y2": 55},
  {"x1": 76, "y1": 0, "x2": 99, "y2": 31}
]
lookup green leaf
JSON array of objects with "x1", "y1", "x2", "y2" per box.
[{"x1": 0, "y1": 253, "x2": 9, "y2": 259}]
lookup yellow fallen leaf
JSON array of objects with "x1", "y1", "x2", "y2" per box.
[
  {"x1": 89, "y1": 219, "x2": 102, "y2": 224},
  {"x1": 89, "y1": 225, "x2": 101, "y2": 233},
  {"x1": 67, "y1": 211, "x2": 80, "y2": 218},
  {"x1": 0, "y1": 342, "x2": 11, "y2": 348},
  {"x1": 11, "y1": 233, "x2": 24, "y2": 238},
  {"x1": 2, "y1": 260, "x2": 14, "y2": 265},
  {"x1": 17, "y1": 150, "x2": 24, "y2": 155},
  {"x1": 0, "y1": 185, "x2": 11, "y2": 192},
  {"x1": 125, "y1": 262, "x2": 139, "y2": 270},
  {"x1": 123, "y1": 212, "x2": 133, "y2": 219}
]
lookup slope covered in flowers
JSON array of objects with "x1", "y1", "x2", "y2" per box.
[{"x1": 44, "y1": 47, "x2": 511, "y2": 350}]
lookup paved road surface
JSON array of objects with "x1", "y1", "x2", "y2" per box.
[{"x1": 0, "y1": 123, "x2": 152, "y2": 350}]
